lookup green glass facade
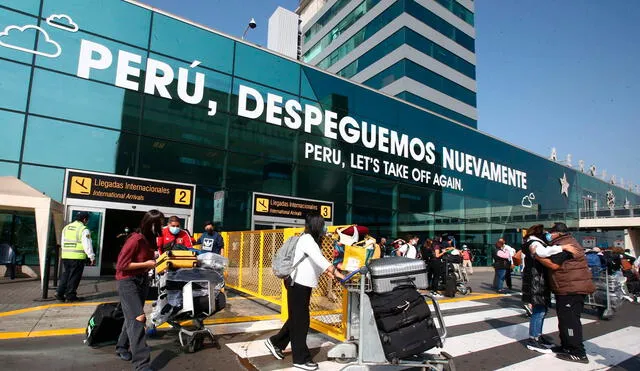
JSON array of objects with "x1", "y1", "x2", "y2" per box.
[{"x1": 1, "y1": 0, "x2": 638, "y2": 267}]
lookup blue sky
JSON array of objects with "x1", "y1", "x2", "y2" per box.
[{"x1": 141, "y1": 0, "x2": 639, "y2": 189}]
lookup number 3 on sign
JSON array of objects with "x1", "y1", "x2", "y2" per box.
[{"x1": 174, "y1": 189, "x2": 191, "y2": 205}]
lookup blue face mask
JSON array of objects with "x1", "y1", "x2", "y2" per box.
[
  {"x1": 545, "y1": 233, "x2": 553, "y2": 242},
  {"x1": 169, "y1": 226, "x2": 181, "y2": 235}
]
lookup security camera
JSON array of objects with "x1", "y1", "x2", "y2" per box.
[{"x1": 249, "y1": 18, "x2": 257, "y2": 29}]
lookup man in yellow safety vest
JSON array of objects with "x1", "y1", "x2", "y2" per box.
[{"x1": 55, "y1": 212, "x2": 95, "y2": 302}]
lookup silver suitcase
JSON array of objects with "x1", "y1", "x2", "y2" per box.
[{"x1": 368, "y1": 257, "x2": 428, "y2": 293}]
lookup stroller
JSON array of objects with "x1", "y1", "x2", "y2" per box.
[
  {"x1": 149, "y1": 252, "x2": 227, "y2": 353},
  {"x1": 442, "y1": 253, "x2": 472, "y2": 296}
]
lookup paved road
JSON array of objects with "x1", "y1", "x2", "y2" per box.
[{"x1": 0, "y1": 293, "x2": 638, "y2": 371}]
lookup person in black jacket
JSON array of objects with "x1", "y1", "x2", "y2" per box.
[
  {"x1": 492, "y1": 239, "x2": 511, "y2": 293},
  {"x1": 521, "y1": 225, "x2": 555, "y2": 353}
]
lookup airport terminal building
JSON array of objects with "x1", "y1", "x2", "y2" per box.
[{"x1": 1, "y1": 0, "x2": 638, "y2": 274}]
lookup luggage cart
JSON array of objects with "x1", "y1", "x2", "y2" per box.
[
  {"x1": 150, "y1": 259, "x2": 227, "y2": 353},
  {"x1": 328, "y1": 267, "x2": 455, "y2": 371},
  {"x1": 584, "y1": 266, "x2": 622, "y2": 320}
]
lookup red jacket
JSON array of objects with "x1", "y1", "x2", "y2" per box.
[{"x1": 157, "y1": 227, "x2": 193, "y2": 253}]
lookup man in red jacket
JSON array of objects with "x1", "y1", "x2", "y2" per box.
[
  {"x1": 157, "y1": 216, "x2": 193, "y2": 253},
  {"x1": 536, "y1": 222, "x2": 595, "y2": 364}
]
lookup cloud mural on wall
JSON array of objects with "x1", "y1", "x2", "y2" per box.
[
  {"x1": 0, "y1": 24, "x2": 61, "y2": 58},
  {"x1": 46, "y1": 14, "x2": 79, "y2": 32}
]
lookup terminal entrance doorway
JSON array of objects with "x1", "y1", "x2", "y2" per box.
[{"x1": 63, "y1": 169, "x2": 196, "y2": 277}]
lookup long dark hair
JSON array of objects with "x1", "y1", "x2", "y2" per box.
[
  {"x1": 140, "y1": 209, "x2": 165, "y2": 248},
  {"x1": 304, "y1": 213, "x2": 325, "y2": 245},
  {"x1": 525, "y1": 224, "x2": 545, "y2": 240}
]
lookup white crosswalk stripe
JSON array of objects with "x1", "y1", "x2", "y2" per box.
[
  {"x1": 223, "y1": 295, "x2": 634, "y2": 370},
  {"x1": 495, "y1": 326, "x2": 640, "y2": 370}
]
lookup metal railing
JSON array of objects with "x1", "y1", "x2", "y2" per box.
[
  {"x1": 221, "y1": 225, "x2": 349, "y2": 340},
  {"x1": 579, "y1": 206, "x2": 640, "y2": 219}
]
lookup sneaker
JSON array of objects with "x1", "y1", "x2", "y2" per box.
[
  {"x1": 65, "y1": 297, "x2": 84, "y2": 303},
  {"x1": 522, "y1": 304, "x2": 533, "y2": 317},
  {"x1": 556, "y1": 352, "x2": 589, "y2": 364},
  {"x1": 54, "y1": 294, "x2": 65, "y2": 302},
  {"x1": 538, "y1": 335, "x2": 556, "y2": 348},
  {"x1": 526, "y1": 338, "x2": 552, "y2": 354},
  {"x1": 294, "y1": 362, "x2": 319, "y2": 371},
  {"x1": 264, "y1": 338, "x2": 284, "y2": 360},
  {"x1": 550, "y1": 345, "x2": 566, "y2": 354},
  {"x1": 116, "y1": 351, "x2": 132, "y2": 361}
]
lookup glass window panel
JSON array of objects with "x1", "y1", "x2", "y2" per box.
[
  {"x1": 35, "y1": 30, "x2": 147, "y2": 85},
  {"x1": 230, "y1": 78, "x2": 300, "y2": 125},
  {"x1": 226, "y1": 152, "x2": 292, "y2": 195},
  {"x1": 1, "y1": 0, "x2": 40, "y2": 15},
  {"x1": 353, "y1": 175, "x2": 394, "y2": 210},
  {"x1": 0, "y1": 161, "x2": 19, "y2": 177},
  {"x1": 20, "y1": 164, "x2": 65, "y2": 201},
  {"x1": 303, "y1": 0, "x2": 353, "y2": 43},
  {"x1": 395, "y1": 91, "x2": 476, "y2": 128},
  {"x1": 29, "y1": 68, "x2": 142, "y2": 131},
  {"x1": 0, "y1": 10, "x2": 38, "y2": 63},
  {"x1": 405, "y1": 0, "x2": 475, "y2": 52},
  {"x1": 234, "y1": 43, "x2": 300, "y2": 95},
  {"x1": 435, "y1": 0, "x2": 474, "y2": 26},
  {"x1": 352, "y1": 204, "x2": 392, "y2": 234},
  {"x1": 0, "y1": 60, "x2": 30, "y2": 112},
  {"x1": 151, "y1": 14, "x2": 234, "y2": 74},
  {"x1": 22, "y1": 117, "x2": 130, "y2": 173},
  {"x1": 137, "y1": 136, "x2": 224, "y2": 187},
  {"x1": 42, "y1": 0, "x2": 151, "y2": 48},
  {"x1": 0, "y1": 110, "x2": 24, "y2": 161}
]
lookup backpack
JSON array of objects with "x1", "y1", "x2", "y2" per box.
[{"x1": 272, "y1": 235, "x2": 307, "y2": 283}]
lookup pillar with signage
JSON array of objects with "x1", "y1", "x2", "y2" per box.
[
  {"x1": 251, "y1": 192, "x2": 333, "y2": 229},
  {"x1": 63, "y1": 169, "x2": 196, "y2": 276}
]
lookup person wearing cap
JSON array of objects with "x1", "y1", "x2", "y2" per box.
[
  {"x1": 536, "y1": 222, "x2": 595, "y2": 364},
  {"x1": 56, "y1": 211, "x2": 95, "y2": 302},
  {"x1": 461, "y1": 245, "x2": 473, "y2": 275}
]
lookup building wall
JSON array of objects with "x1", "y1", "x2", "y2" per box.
[
  {"x1": 1, "y1": 0, "x2": 638, "y2": 266},
  {"x1": 299, "y1": 0, "x2": 477, "y2": 127},
  {"x1": 268, "y1": 6, "x2": 300, "y2": 59}
]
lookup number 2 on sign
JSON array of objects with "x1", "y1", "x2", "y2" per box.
[{"x1": 174, "y1": 189, "x2": 191, "y2": 205}]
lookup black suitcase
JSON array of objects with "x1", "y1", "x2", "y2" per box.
[
  {"x1": 379, "y1": 317, "x2": 441, "y2": 361},
  {"x1": 369, "y1": 286, "x2": 430, "y2": 333},
  {"x1": 85, "y1": 302, "x2": 124, "y2": 347},
  {"x1": 444, "y1": 269, "x2": 457, "y2": 298}
]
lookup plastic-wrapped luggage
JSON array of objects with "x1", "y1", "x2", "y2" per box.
[{"x1": 368, "y1": 257, "x2": 428, "y2": 293}]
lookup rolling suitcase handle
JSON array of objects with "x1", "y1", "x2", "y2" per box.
[{"x1": 422, "y1": 292, "x2": 447, "y2": 344}]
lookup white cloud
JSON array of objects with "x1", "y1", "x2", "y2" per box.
[
  {"x1": 46, "y1": 14, "x2": 79, "y2": 33},
  {"x1": 0, "y1": 24, "x2": 61, "y2": 58}
]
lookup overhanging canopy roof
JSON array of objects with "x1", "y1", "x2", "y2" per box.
[{"x1": 0, "y1": 177, "x2": 64, "y2": 295}]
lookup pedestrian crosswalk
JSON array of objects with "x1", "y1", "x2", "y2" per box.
[{"x1": 208, "y1": 294, "x2": 639, "y2": 370}]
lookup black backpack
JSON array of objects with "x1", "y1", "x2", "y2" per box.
[{"x1": 85, "y1": 303, "x2": 124, "y2": 347}]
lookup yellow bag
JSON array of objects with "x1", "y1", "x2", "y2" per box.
[{"x1": 342, "y1": 244, "x2": 368, "y2": 272}]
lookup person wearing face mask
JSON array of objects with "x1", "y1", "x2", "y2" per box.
[
  {"x1": 158, "y1": 216, "x2": 193, "y2": 253},
  {"x1": 115, "y1": 209, "x2": 164, "y2": 371},
  {"x1": 398, "y1": 235, "x2": 420, "y2": 259},
  {"x1": 535, "y1": 222, "x2": 595, "y2": 364},
  {"x1": 197, "y1": 221, "x2": 224, "y2": 255}
]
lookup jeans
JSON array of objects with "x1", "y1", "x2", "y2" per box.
[
  {"x1": 529, "y1": 305, "x2": 547, "y2": 338},
  {"x1": 556, "y1": 294, "x2": 586, "y2": 356},
  {"x1": 116, "y1": 276, "x2": 151, "y2": 370},
  {"x1": 270, "y1": 281, "x2": 313, "y2": 364},
  {"x1": 495, "y1": 269, "x2": 506, "y2": 291},
  {"x1": 56, "y1": 259, "x2": 85, "y2": 299}
]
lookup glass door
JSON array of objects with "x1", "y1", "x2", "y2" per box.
[{"x1": 66, "y1": 207, "x2": 105, "y2": 277}]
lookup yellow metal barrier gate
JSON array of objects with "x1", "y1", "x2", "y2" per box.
[{"x1": 221, "y1": 226, "x2": 348, "y2": 340}]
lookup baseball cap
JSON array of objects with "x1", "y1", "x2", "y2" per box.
[{"x1": 549, "y1": 222, "x2": 569, "y2": 233}]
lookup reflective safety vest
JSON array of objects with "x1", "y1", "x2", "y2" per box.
[{"x1": 61, "y1": 220, "x2": 88, "y2": 260}]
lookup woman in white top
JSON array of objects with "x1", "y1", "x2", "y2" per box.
[{"x1": 265, "y1": 214, "x2": 344, "y2": 371}]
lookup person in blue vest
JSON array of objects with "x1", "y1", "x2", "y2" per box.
[
  {"x1": 55, "y1": 211, "x2": 95, "y2": 302},
  {"x1": 197, "y1": 221, "x2": 224, "y2": 255}
]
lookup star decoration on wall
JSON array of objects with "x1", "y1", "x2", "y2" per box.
[{"x1": 559, "y1": 173, "x2": 570, "y2": 197}]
